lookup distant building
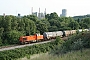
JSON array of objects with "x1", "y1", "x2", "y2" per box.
[
  {"x1": 38, "y1": 12, "x2": 45, "y2": 19},
  {"x1": 40, "y1": 13, "x2": 45, "y2": 18},
  {"x1": 60, "y1": 9, "x2": 67, "y2": 17},
  {"x1": 32, "y1": 12, "x2": 38, "y2": 17},
  {"x1": 31, "y1": 8, "x2": 46, "y2": 19},
  {"x1": 38, "y1": 13, "x2": 41, "y2": 19},
  {"x1": 44, "y1": 8, "x2": 46, "y2": 16}
]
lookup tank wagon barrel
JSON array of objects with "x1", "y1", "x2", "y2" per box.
[{"x1": 43, "y1": 31, "x2": 63, "y2": 40}]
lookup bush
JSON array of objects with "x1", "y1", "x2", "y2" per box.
[
  {"x1": 51, "y1": 31, "x2": 90, "y2": 55},
  {"x1": 0, "y1": 39, "x2": 61, "y2": 60},
  {"x1": 0, "y1": 37, "x2": 2, "y2": 46}
]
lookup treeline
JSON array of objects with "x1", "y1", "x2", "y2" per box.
[
  {"x1": 0, "y1": 12, "x2": 90, "y2": 45},
  {"x1": 73, "y1": 14, "x2": 90, "y2": 20}
]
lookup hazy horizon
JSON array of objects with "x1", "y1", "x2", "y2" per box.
[{"x1": 0, "y1": 0, "x2": 90, "y2": 17}]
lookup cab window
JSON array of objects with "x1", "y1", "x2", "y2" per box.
[{"x1": 23, "y1": 38, "x2": 27, "y2": 40}]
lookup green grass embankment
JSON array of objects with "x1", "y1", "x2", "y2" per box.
[{"x1": 30, "y1": 48, "x2": 90, "y2": 60}]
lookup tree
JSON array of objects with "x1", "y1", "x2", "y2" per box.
[
  {"x1": 69, "y1": 21, "x2": 80, "y2": 30},
  {"x1": 37, "y1": 22, "x2": 48, "y2": 34},
  {"x1": 23, "y1": 18, "x2": 36, "y2": 35},
  {"x1": 0, "y1": 28, "x2": 4, "y2": 46},
  {"x1": 5, "y1": 16, "x2": 12, "y2": 31},
  {"x1": 48, "y1": 26, "x2": 58, "y2": 32},
  {"x1": 79, "y1": 22, "x2": 88, "y2": 29},
  {"x1": 5, "y1": 30, "x2": 24, "y2": 44},
  {"x1": 79, "y1": 18, "x2": 90, "y2": 29},
  {"x1": 49, "y1": 12, "x2": 58, "y2": 20},
  {"x1": 49, "y1": 19, "x2": 61, "y2": 27},
  {"x1": 45, "y1": 12, "x2": 59, "y2": 20},
  {"x1": 41, "y1": 19, "x2": 50, "y2": 27},
  {"x1": 82, "y1": 18, "x2": 90, "y2": 28},
  {"x1": 45, "y1": 14, "x2": 50, "y2": 19},
  {"x1": 11, "y1": 16, "x2": 18, "y2": 30},
  {"x1": 17, "y1": 18, "x2": 25, "y2": 32},
  {"x1": 23, "y1": 15, "x2": 38, "y2": 22}
]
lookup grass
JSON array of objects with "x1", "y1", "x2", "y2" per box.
[{"x1": 29, "y1": 48, "x2": 90, "y2": 60}]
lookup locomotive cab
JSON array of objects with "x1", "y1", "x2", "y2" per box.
[{"x1": 19, "y1": 36, "x2": 27, "y2": 44}]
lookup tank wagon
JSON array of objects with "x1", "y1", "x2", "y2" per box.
[
  {"x1": 43, "y1": 31, "x2": 63, "y2": 40},
  {"x1": 63, "y1": 30, "x2": 77, "y2": 37}
]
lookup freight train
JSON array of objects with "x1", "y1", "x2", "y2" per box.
[{"x1": 19, "y1": 29, "x2": 89, "y2": 44}]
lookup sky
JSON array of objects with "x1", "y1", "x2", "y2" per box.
[{"x1": 0, "y1": 0, "x2": 90, "y2": 17}]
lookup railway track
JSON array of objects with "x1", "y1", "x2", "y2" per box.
[
  {"x1": 0, "y1": 39, "x2": 55, "y2": 51},
  {"x1": 0, "y1": 37, "x2": 68, "y2": 52}
]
